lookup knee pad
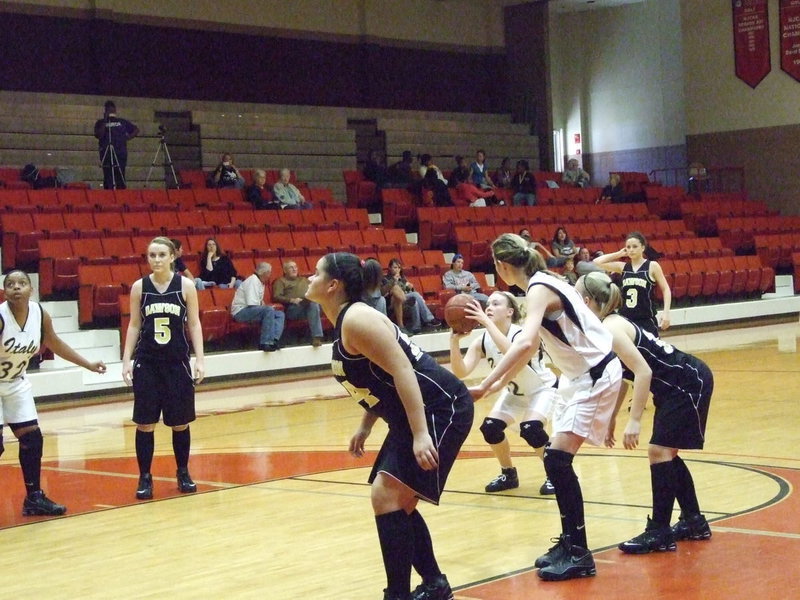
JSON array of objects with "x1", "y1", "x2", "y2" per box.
[
  {"x1": 0, "y1": 434, "x2": 4, "y2": 458},
  {"x1": 18, "y1": 428, "x2": 43, "y2": 454},
  {"x1": 519, "y1": 420, "x2": 549, "y2": 449},
  {"x1": 543, "y1": 447, "x2": 574, "y2": 478},
  {"x1": 479, "y1": 418, "x2": 507, "y2": 445}
]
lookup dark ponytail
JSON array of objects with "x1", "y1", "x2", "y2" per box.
[{"x1": 322, "y1": 252, "x2": 367, "y2": 302}]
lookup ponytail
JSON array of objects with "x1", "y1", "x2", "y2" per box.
[
  {"x1": 580, "y1": 271, "x2": 622, "y2": 319},
  {"x1": 322, "y1": 252, "x2": 367, "y2": 302},
  {"x1": 491, "y1": 233, "x2": 546, "y2": 277}
]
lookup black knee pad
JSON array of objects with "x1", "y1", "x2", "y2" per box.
[
  {"x1": 0, "y1": 434, "x2": 4, "y2": 457},
  {"x1": 18, "y1": 428, "x2": 43, "y2": 454},
  {"x1": 519, "y1": 420, "x2": 549, "y2": 448},
  {"x1": 543, "y1": 447, "x2": 574, "y2": 478},
  {"x1": 479, "y1": 418, "x2": 507, "y2": 445}
]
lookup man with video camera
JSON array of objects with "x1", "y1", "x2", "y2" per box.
[{"x1": 94, "y1": 100, "x2": 139, "y2": 190}]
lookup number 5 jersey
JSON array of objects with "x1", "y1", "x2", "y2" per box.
[{"x1": 136, "y1": 273, "x2": 189, "y2": 362}]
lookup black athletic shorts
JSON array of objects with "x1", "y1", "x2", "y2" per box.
[
  {"x1": 368, "y1": 389, "x2": 474, "y2": 505},
  {"x1": 132, "y1": 358, "x2": 196, "y2": 427},
  {"x1": 650, "y1": 358, "x2": 713, "y2": 450}
]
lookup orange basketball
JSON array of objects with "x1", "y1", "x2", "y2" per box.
[{"x1": 444, "y1": 293, "x2": 479, "y2": 334}]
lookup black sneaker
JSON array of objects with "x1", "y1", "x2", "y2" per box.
[
  {"x1": 424, "y1": 319, "x2": 442, "y2": 329},
  {"x1": 177, "y1": 468, "x2": 197, "y2": 493},
  {"x1": 383, "y1": 590, "x2": 410, "y2": 600},
  {"x1": 22, "y1": 490, "x2": 67, "y2": 516},
  {"x1": 537, "y1": 542, "x2": 596, "y2": 581},
  {"x1": 539, "y1": 478, "x2": 555, "y2": 495},
  {"x1": 136, "y1": 473, "x2": 153, "y2": 500},
  {"x1": 619, "y1": 517, "x2": 677, "y2": 554},
  {"x1": 485, "y1": 467, "x2": 519, "y2": 492},
  {"x1": 672, "y1": 513, "x2": 712, "y2": 541},
  {"x1": 411, "y1": 574, "x2": 453, "y2": 600},
  {"x1": 534, "y1": 534, "x2": 570, "y2": 569}
]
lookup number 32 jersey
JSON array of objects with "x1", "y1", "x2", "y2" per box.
[
  {"x1": 135, "y1": 273, "x2": 189, "y2": 362},
  {"x1": 0, "y1": 301, "x2": 42, "y2": 381}
]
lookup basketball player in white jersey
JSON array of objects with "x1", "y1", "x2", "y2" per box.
[{"x1": 0, "y1": 270, "x2": 106, "y2": 517}]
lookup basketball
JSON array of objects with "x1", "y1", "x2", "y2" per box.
[{"x1": 444, "y1": 293, "x2": 479, "y2": 334}]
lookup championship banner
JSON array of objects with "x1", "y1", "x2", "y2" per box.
[
  {"x1": 780, "y1": 0, "x2": 800, "y2": 81},
  {"x1": 732, "y1": 0, "x2": 771, "y2": 88}
]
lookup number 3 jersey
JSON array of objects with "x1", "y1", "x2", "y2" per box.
[
  {"x1": 0, "y1": 301, "x2": 42, "y2": 381},
  {"x1": 135, "y1": 273, "x2": 189, "y2": 362}
]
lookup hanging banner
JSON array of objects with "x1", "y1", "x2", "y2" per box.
[
  {"x1": 732, "y1": 0, "x2": 771, "y2": 88},
  {"x1": 780, "y1": 0, "x2": 800, "y2": 82}
]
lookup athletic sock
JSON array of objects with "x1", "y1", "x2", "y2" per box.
[
  {"x1": 650, "y1": 460, "x2": 677, "y2": 526},
  {"x1": 136, "y1": 429, "x2": 155, "y2": 475},
  {"x1": 172, "y1": 427, "x2": 191, "y2": 470},
  {"x1": 672, "y1": 455, "x2": 701, "y2": 516},
  {"x1": 544, "y1": 447, "x2": 587, "y2": 548},
  {"x1": 375, "y1": 510, "x2": 413, "y2": 596},
  {"x1": 409, "y1": 509, "x2": 441, "y2": 581},
  {"x1": 18, "y1": 429, "x2": 43, "y2": 495}
]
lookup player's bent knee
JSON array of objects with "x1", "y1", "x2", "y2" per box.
[
  {"x1": 519, "y1": 420, "x2": 549, "y2": 448},
  {"x1": 479, "y1": 418, "x2": 507, "y2": 445},
  {"x1": 18, "y1": 428, "x2": 43, "y2": 453}
]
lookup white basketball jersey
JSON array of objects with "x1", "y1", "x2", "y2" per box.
[
  {"x1": 481, "y1": 324, "x2": 557, "y2": 394},
  {"x1": 527, "y1": 272, "x2": 613, "y2": 379},
  {"x1": 0, "y1": 301, "x2": 42, "y2": 382}
]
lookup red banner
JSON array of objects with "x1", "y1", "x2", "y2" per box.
[
  {"x1": 780, "y1": 0, "x2": 800, "y2": 81},
  {"x1": 732, "y1": 0, "x2": 771, "y2": 88}
]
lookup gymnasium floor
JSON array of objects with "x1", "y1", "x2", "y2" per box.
[{"x1": 0, "y1": 322, "x2": 797, "y2": 599}]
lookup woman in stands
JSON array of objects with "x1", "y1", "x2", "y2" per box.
[
  {"x1": 382, "y1": 258, "x2": 441, "y2": 335},
  {"x1": 442, "y1": 253, "x2": 489, "y2": 306},
  {"x1": 549, "y1": 226, "x2": 577, "y2": 268},
  {"x1": 122, "y1": 237, "x2": 204, "y2": 501},
  {"x1": 576, "y1": 271, "x2": 713, "y2": 553},
  {"x1": 196, "y1": 237, "x2": 240, "y2": 290},
  {"x1": 470, "y1": 233, "x2": 622, "y2": 582},
  {"x1": 449, "y1": 291, "x2": 557, "y2": 496},
  {"x1": 0, "y1": 270, "x2": 106, "y2": 516},
  {"x1": 469, "y1": 149, "x2": 495, "y2": 190},
  {"x1": 306, "y1": 252, "x2": 473, "y2": 600},
  {"x1": 593, "y1": 231, "x2": 671, "y2": 336}
]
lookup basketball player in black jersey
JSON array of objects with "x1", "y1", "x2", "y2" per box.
[
  {"x1": 122, "y1": 237, "x2": 205, "y2": 500},
  {"x1": 577, "y1": 272, "x2": 713, "y2": 554},
  {"x1": 306, "y1": 253, "x2": 473, "y2": 600}
]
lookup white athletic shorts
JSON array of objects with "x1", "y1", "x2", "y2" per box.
[
  {"x1": 490, "y1": 385, "x2": 558, "y2": 429},
  {"x1": 0, "y1": 377, "x2": 38, "y2": 425},
  {"x1": 551, "y1": 358, "x2": 622, "y2": 446}
]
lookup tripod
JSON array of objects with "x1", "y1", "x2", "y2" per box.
[
  {"x1": 100, "y1": 120, "x2": 126, "y2": 190},
  {"x1": 145, "y1": 128, "x2": 179, "y2": 188}
]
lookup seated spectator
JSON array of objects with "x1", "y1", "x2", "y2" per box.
[
  {"x1": 599, "y1": 172, "x2": 624, "y2": 204},
  {"x1": 442, "y1": 254, "x2": 489, "y2": 306},
  {"x1": 550, "y1": 226, "x2": 577, "y2": 267},
  {"x1": 563, "y1": 257, "x2": 578, "y2": 285},
  {"x1": 382, "y1": 258, "x2": 442, "y2": 334},
  {"x1": 231, "y1": 262, "x2": 285, "y2": 352},
  {"x1": 512, "y1": 159, "x2": 536, "y2": 206},
  {"x1": 272, "y1": 168, "x2": 312, "y2": 210},
  {"x1": 386, "y1": 150, "x2": 415, "y2": 188},
  {"x1": 419, "y1": 154, "x2": 448, "y2": 185},
  {"x1": 494, "y1": 157, "x2": 513, "y2": 189},
  {"x1": 272, "y1": 260, "x2": 324, "y2": 347},
  {"x1": 361, "y1": 257, "x2": 388, "y2": 315},
  {"x1": 363, "y1": 150, "x2": 388, "y2": 189},
  {"x1": 422, "y1": 168, "x2": 453, "y2": 206},
  {"x1": 196, "y1": 237, "x2": 239, "y2": 290},
  {"x1": 563, "y1": 158, "x2": 590, "y2": 188},
  {"x1": 575, "y1": 246, "x2": 605, "y2": 276},
  {"x1": 245, "y1": 169, "x2": 280, "y2": 210},
  {"x1": 469, "y1": 149, "x2": 495, "y2": 190},
  {"x1": 212, "y1": 153, "x2": 245, "y2": 189},
  {"x1": 171, "y1": 238, "x2": 195, "y2": 281},
  {"x1": 448, "y1": 155, "x2": 471, "y2": 187}
]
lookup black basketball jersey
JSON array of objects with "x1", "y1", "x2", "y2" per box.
[
  {"x1": 135, "y1": 273, "x2": 189, "y2": 362},
  {"x1": 620, "y1": 260, "x2": 656, "y2": 325},
  {"x1": 331, "y1": 303, "x2": 468, "y2": 427},
  {"x1": 621, "y1": 320, "x2": 710, "y2": 405}
]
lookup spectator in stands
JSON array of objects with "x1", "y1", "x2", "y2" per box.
[
  {"x1": 273, "y1": 260, "x2": 324, "y2": 347},
  {"x1": 421, "y1": 168, "x2": 453, "y2": 207},
  {"x1": 512, "y1": 159, "x2": 537, "y2": 206},
  {"x1": 272, "y1": 168, "x2": 312, "y2": 210},
  {"x1": 245, "y1": 169, "x2": 279, "y2": 210},
  {"x1": 551, "y1": 226, "x2": 577, "y2": 266},
  {"x1": 231, "y1": 262, "x2": 285, "y2": 352},
  {"x1": 212, "y1": 153, "x2": 245, "y2": 189},
  {"x1": 470, "y1": 149, "x2": 495, "y2": 190},
  {"x1": 195, "y1": 238, "x2": 239, "y2": 290},
  {"x1": 599, "y1": 173, "x2": 625, "y2": 204},
  {"x1": 419, "y1": 154, "x2": 448, "y2": 185},
  {"x1": 443, "y1": 254, "x2": 489, "y2": 306},
  {"x1": 563, "y1": 158, "x2": 590, "y2": 188},
  {"x1": 494, "y1": 157, "x2": 513, "y2": 189},
  {"x1": 171, "y1": 239, "x2": 196, "y2": 281},
  {"x1": 563, "y1": 257, "x2": 578, "y2": 285},
  {"x1": 575, "y1": 246, "x2": 605, "y2": 276},
  {"x1": 382, "y1": 258, "x2": 442, "y2": 334},
  {"x1": 363, "y1": 150, "x2": 389, "y2": 189},
  {"x1": 449, "y1": 155, "x2": 471, "y2": 187},
  {"x1": 93, "y1": 100, "x2": 139, "y2": 190},
  {"x1": 386, "y1": 150, "x2": 415, "y2": 187},
  {"x1": 362, "y1": 258, "x2": 388, "y2": 315}
]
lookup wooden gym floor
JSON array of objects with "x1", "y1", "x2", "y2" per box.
[{"x1": 0, "y1": 322, "x2": 797, "y2": 599}]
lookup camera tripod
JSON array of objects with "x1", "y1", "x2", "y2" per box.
[
  {"x1": 100, "y1": 124, "x2": 126, "y2": 190},
  {"x1": 145, "y1": 126, "x2": 179, "y2": 188}
]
